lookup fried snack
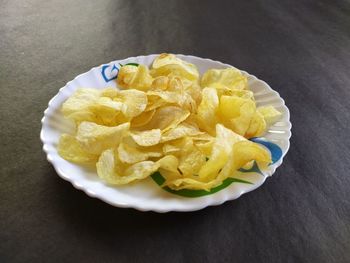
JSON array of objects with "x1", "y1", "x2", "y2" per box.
[{"x1": 58, "y1": 54, "x2": 281, "y2": 190}]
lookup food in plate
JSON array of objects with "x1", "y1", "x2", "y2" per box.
[{"x1": 58, "y1": 53, "x2": 281, "y2": 191}]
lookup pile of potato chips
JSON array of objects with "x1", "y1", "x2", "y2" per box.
[{"x1": 58, "y1": 54, "x2": 281, "y2": 191}]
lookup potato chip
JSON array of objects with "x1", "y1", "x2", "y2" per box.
[
  {"x1": 196, "y1": 87, "x2": 219, "y2": 134},
  {"x1": 178, "y1": 146, "x2": 206, "y2": 177},
  {"x1": 139, "y1": 106, "x2": 190, "y2": 132},
  {"x1": 219, "y1": 95, "x2": 256, "y2": 135},
  {"x1": 58, "y1": 134, "x2": 98, "y2": 163},
  {"x1": 89, "y1": 97, "x2": 123, "y2": 125},
  {"x1": 116, "y1": 89, "x2": 148, "y2": 118},
  {"x1": 117, "y1": 65, "x2": 153, "y2": 90},
  {"x1": 100, "y1": 87, "x2": 120, "y2": 99},
  {"x1": 157, "y1": 155, "x2": 179, "y2": 173},
  {"x1": 231, "y1": 141, "x2": 271, "y2": 171},
  {"x1": 130, "y1": 129, "x2": 161, "y2": 146},
  {"x1": 130, "y1": 109, "x2": 156, "y2": 127},
  {"x1": 161, "y1": 123, "x2": 204, "y2": 142},
  {"x1": 151, "y1": 53, "x2": 199, "y2": 81},
  {"x1": 144, "y1": 95, "x2": 168, "y2": 112},
  {"x1": 66, "y1": 110, "x2": 98, "y2": 124},
  {"x1": 97, "y1": 149, "x2": 160, "y2": 185},
  {"x1": 76, "y1": 121, "x2": 130, "y2": 154},
  {"x1": 245, "y1": 111, "x2": 266, "y2": 138},
  {"x1": 150, "y1": 76, "x2": 169, "y2": 91},
  {"x1": 147, "y1": 90, "x2": 196, "y2": 111},
  {"x1": 162, "y1": 144, "x2": 181, "y2": 154},
  {"x1": 117, "y1": 141, "x2": 162, "y2": 164},
  {"x1": 194, "y1": 139, "x2": 214, "y2": 157},
  {"x1": 201, "y1": 68, "x2": 247, "y2": 90},
  {"x1": 61, "y1": 88, "x2": 100, "y2": 117},
  {"x1": 198, "y1": 124, "x2": 245, "y2": 180},
  {"x1": 257, "y1": 106, "x2": 282, "y2": 124}
]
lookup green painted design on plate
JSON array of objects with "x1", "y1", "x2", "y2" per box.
[{"x1": 151, "y1": 172, "x2": 253, "y2": 198}]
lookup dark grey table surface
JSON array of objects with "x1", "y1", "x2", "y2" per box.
[{"x1": 1, "y1": 0, "x2": 350, "y2": 262}]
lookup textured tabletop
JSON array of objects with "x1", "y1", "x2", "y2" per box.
[{"x1": 1, "y1": 0, "x2": 350, "y2": 262}]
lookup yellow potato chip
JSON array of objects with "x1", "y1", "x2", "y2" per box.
[
  {"x1": 201, "y1": 68, "x2": 247, "y2": 90},
  {"x1": 61, "y1": 88, "x2": 100, "y2": 117},
  {"x1": 117, "y1": 65, "x2": 153, "y2": 90},
  {"x1": 130, "y1": 109, "x2": 156, "y2": 128},
  {"x1": 162, "y1": 144, "x2": 181, "y2": 154},
  {"x1": 219, "y1": 95, "x2": 256, "y2": 135},
  {"x1": 196, "y1": 87, "x2": 219, "y2": 134},
  {"x1": 151, "y1": 53, "x2": 199, "y2": 81},
  {"x1": 118, "y1": 89, "x2": 147, "y2": 118},
  {"x1": 245, "y1": 111, "x2": 266, "y2": 138},
  {"x1": 58, "y1": 134, "x2": 98, "y2": 163},
  {"x1": 161, "y1": 123, "x2": 204, "y2": 142},
  {"x1": 231, "y1": 141, "x2": 271, "y2": 171},
  {"x1": 66, "y1": 110, "x2": 98, "y2": 124},
  {"x1": 76, "y1": 121, "x2": 130, "y2": 154},
  {"x1": 165, "y1": 177, "x2": 216, "y2": 191},
  {"x1": 88, "y1": 97, "x2": 123, "y2": 125},
  {"x1": 130, "y1": 129, "x2": 161, "y2": 146},
  {"x1": 198, "y1": 124, "x2": 245, "y2": 180},
  {"x1": 150, "y1": 76, "x2": 169, "y2": 91},
  {"x1": 257, "y1": 106, "x2": 282, "y2": 124},
  {"x1": 157, "y1": 155, "x2": 179, "y2": 173},
  {"x1": 144, "y1": 95, "x2": 168, "y2": 112},
  {"x1": 194, "y1": 139, "x2": 214, "y2": 157},
  {"x1": 178, "y1": 146, "x2": 206, "y2": 177},
  {"x1": 117, "y1": 141, "x2": 162, "y2": 164},
  {"x1": 100, "y1": 88, "x2": 119, "y2": 99},
  {"x1": 97, "y1": 149, "x2": 160, "y2": 185},
  {"x1": 139, "y1": 106, "x2": 190, "y2": 132}
]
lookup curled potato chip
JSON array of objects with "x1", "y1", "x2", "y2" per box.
[
  {"x1": 97, "y1": 149, "x2": 160, "y2": 185},
  {"x1": 89, "y1": 97, "x2": 123, "y2": 125},
  {"x1": 219, "y1": 95, "x2": 256, "y2": 135},
  {"x1": 66, "y1": 110, "x2": 98, "y2": 124},
  {"x1": 151, "y1": 53, "x2": 199, "y2": 81},
  {"x1": 201, "y1": 68, "x2": 247, "y2": 90},
  {"x1": 150, "y1": 76, "x2": 169, "y2": 91},
  {"x1": 231, "y1": 141, "x2": 271, "y2": 171},
  {"x1": 139, "y1": 106, "x2": 190, "y2": 132},
  {"x1": 196, "y1": 87, "x2": 219, "y2": 134},
  {"x1": 100, "y1": 88, "x2": 120, "y2": 99},
  {"x1": 198, "y1": 124, "x2": 245, "y2": 180},
  {"x1": 58, "y1": 134, "x2": 98, "y2": 163},
  {"x1": 117, "y1": 140, "x2": 162, "y2": 164},
  {"x1": 130, "y1": 109, "x2": 156, "y2": 127},
  {"x1": 76, "y1": 121, "x2": 130, "y2": 154},
  {"x1": 161, "y1": 123, "x2": 204, "y2": 142},
  {"x1": 130, "y1": 129, "x2": 161, "y2": 146},
  {"x1": 61, "y1": 88, "x2": 100, "y2": 117},
  {"x1": 162, "y1": 144, "x2": 181, "y2": 154},
  {"x1": 118, "y1": 89, "x2": 147, "y2": 118},
  {"x1": 178, "y1": 146, "x2": 206, "y2": 177},
  {"x1": 194, "y1": 139, "x2": 214, "y2": 157},
  {"x1": 245, "y1": 111, "x2": 266, "y2": 138},
  {"x1": 257, "y1": 106, "x2": 282, "y2": 124},
  {"x1": 157, "y1": 155, "x2": 179, "y2": 173},
  {"x1": 144, "y1": 95, "x2": 168, "y2": 112},
  {"x1": 117, "y1": 65, "x2": 153, "y2": 90}
]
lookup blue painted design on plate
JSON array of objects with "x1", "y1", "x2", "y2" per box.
[
  {"x1": 101, "y1": 64, "x2": 119, "y2": 82},
  {"x1": 249, "y1": 137, "x2": 283, "y2": 164}
]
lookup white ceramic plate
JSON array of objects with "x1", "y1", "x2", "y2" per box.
[{"x1": 40, "y1": 54, "x2": 291, "y2": 212}]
